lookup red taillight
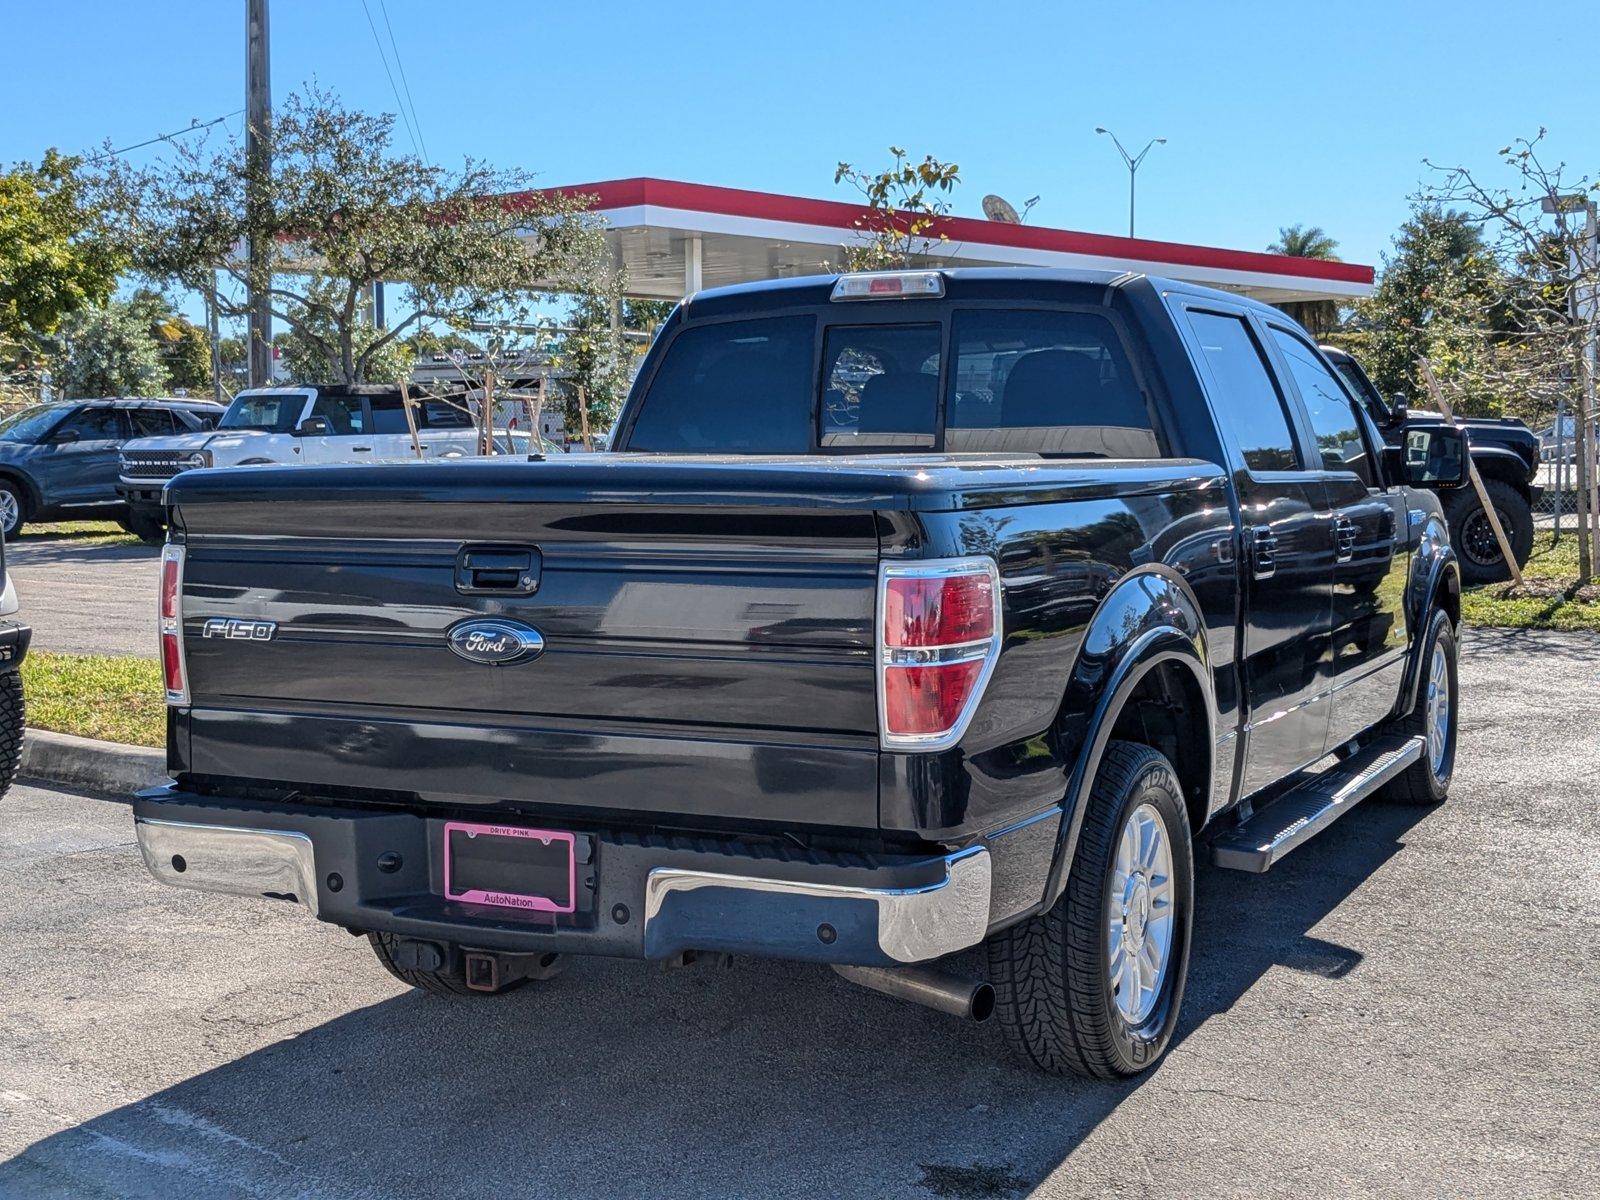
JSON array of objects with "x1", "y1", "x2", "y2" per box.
[
  {"x1": 877, "y1": 560, "x2": 1001, "y2": 750},
  {"x1": 159, "y1": 544, "x2": 188, "y2": 704},
  {"x1": 884, "y1": 574, "x2": 996, "y2": 648}
]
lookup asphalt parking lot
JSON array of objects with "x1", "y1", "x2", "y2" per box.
[
  {"x1": 1, "y1": 626, "x2": 1596, "y2": 1199},
  {"x1": 6, "y1": 536, "x2": 157, "y2": 658}
]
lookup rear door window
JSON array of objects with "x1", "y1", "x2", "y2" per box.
[
  {"x1": 1269, "y1": 329, "x2": 1376, "y2": 486},
  {"x1": 627, "y1": 316, "x2": 816, "y2": 453},
  {"x1": 946, "y1": 310, "x2": 1158, "y2": 457},
  {"x1": 366, "y1": 394, "x2": 414, "y2": 434},
  {"x1": 129, "y1": 409, "x2": 177, "y2": 438},
  {"x1": 1184, "y1": 311, "x2": 1301, "y2": 473},
  {"x1": 820, "y1": 324, "x2": 941, "y2": 449}
]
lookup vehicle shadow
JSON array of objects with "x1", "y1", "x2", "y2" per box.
[
  {"x1": 5, "y1": 539, "x2": 158, "y2": 568},
  {"x1": 0, "y1": 802, "x2": 1433, "y2": 1200}
]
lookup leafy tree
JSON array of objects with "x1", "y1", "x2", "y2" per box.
[
  {"x1": 406, "y1": 327, "x2": 482, "y2": 361},
  {"x1": 1266, "y1": 224, "x2": 1343, "y2": 336},
  {"x1": 834, "y1": 148, "x2": 961, "y2": 270},
  {"x1": 270, "y1": 281, "x2": 412, "y2": 385},
  {"x1": 97, "y1": 86, "x2": 611, "y2": 384},
  {"x1": 124, "y1": 289, "x2": 213, "y2": 393},
  {"x1": 55, "y1": 299, "x2": 168, "y2": 397},
  {"x1": 0, "y1": 150, "x2": 122, "y2": 358},
  {"x1": 550, "y1": 287, "x2": 665, "y2": 440},
  {"x1": 1339, "y1": 207, "x2": 1506, "y2": 412}
]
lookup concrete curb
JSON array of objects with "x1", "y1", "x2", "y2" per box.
[{"x1": 19, "y1": 728, "x2": 169, "y2": 798}]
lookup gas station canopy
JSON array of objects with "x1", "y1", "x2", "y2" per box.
[{"x1": 526, "y1": 177, "x2": 1374, "y2": 304}]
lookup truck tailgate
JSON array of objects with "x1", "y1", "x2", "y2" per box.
[{"x1": 169, "y1": 460, "x2": 884, "y2": 829}]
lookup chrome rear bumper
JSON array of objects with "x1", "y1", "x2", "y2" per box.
[
  {"x1": 133, "y1": 808, "x2": 992, "y2": 965},
  {"x1": 137, "y1": 818, "x2": 320, "y2": 916},
  {"x1": 643, "y1": 848, "x2": 990, "y2": 963}
]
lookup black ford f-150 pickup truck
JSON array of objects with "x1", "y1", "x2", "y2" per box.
[{"x1": 132, "y1": 269, "x2": 1468, "y2": 1078}]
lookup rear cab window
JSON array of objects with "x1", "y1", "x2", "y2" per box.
[{"x1": 622, "y1": 301, "x2": 1162, "y2": 458}]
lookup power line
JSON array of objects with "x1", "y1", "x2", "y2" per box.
[
  {"x1": 83, "y1": 111, "x2": 244, "y2": 164},
  {"x1": 357, "y1": 0, "x2": 423, "y2": 161},
  {"x1": 377, "y1": 0, "x2": 428, "y2": 164}
]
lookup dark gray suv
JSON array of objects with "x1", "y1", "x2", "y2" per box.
[{"x1": 0, "y1": 397, "x2": 224, "y2": 539}]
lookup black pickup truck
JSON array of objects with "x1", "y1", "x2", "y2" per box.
[
  {"x1": 132, "y1": 269, "x2": 1468, "y2": 1078},
  {"x1": 1321, "y1": 346, "x2": 1540, "y2": 582}
]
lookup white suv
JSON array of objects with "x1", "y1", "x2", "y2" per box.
[{"x1": 118, "y1": 386, "x2": 483, "y2": 540}]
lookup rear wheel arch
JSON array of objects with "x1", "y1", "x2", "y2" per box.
[{"x1": 1041, "y1": 567, "x2": 1214, "y2": 912}]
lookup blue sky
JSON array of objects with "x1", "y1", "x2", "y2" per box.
[{"x1": 4, "y1": 0, "x2": 1596, "y2": 278}]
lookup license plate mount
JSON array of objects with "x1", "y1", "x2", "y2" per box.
[{"x1": 442, "y1": 821, "x2": 576, "y2": 914}]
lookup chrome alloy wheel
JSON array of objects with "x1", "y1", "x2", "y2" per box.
[
  {"x1": 1107, "y1": 802, "x2": 1176, "y2": 1025},
  {"x1": 0, "y1": 489, "x2": 17, "y2": 535},
  {"x1": 1426, "y1": 642, "x2": 1451, "y2": 778}
]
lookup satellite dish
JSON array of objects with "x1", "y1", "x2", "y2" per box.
[{"x1": 982, "y1": 194, "x2": 1022, "y2": 224}]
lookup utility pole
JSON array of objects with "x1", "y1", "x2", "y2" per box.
[{"x1": 246, "y1": 0, "x2": 273, "y2": 386}]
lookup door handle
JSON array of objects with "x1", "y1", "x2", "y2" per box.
[
  {"x1": 1250, "y1": 527, "x2": 1278, "y2": 580},
  {"x1": 1333, "y1": 516, "x2": 1356, "y2": 564}
]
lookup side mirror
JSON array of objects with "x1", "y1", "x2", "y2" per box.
[
  {"x1": 51, "y1": 428, "x2": 80, "y2": 444},
  {"x1": 297, "y1": 416, "x2": 332, "y2": 437},
  {"x1": 1401, "y1": 423, "x2": 1469, "y2": 489}
]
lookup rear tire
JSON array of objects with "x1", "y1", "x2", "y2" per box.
[
  {"x1": 0, "y1": 672, "x2": 25, "y2": 800},
  {"x1": 1383, "y1": 609, "x2": 1458, "y2": 805},
  {"x1": 987, "y1": 740, "x2": 1194, "y2": 1078},
  {"x1": 1446, "y1": 480, "x2": 1533, "y2": 584}
]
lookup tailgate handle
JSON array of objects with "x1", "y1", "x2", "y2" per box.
[{"x1": 456, "y1": 545, "x2": 541, "y2": 595}]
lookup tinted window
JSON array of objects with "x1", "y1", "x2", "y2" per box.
[
  {"x1": 129, "y1": 409, "x2": 177, "y2": 437},
  {"x1": 627, "y1": 316, "x2": 816, "y2": 453},
  {"x1": 0, "y1": 405, "x2": 68, "y2": 443},
  {"x1": 820, "y1": 324, "x2": 940, "y2": 449},
  {"x1": 946, "y1": 310, "x2": 1158, "y2": 457},
  {"x1": 366, "y1": 394, "x2": 414, "y2": 434},
  {"x1": 221, "y1": 393, "x2": 302, "y2": 432},
  {"x1": 420, "y1": 401, "x2": 473, "y2": 429},
  {"x1": 310, "y1": 394, "x2": 365, "y2": 435},
  {"x1": 53, "y1": 407, "x2": 126, "y2": 442},
  {"x1": 1272, "y1": 330, "x2": 1375, "y2": 485},
  {"x1": 1185, "y1": 312, "x2": 1299, "y2": 472}
]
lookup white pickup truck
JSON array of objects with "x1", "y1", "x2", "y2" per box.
[{"x1": 117, "y1": 385, "x2": 494, "y2": 541}]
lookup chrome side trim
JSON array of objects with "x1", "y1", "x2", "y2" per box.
[
  {"x1": 135, "y1": 818, "x2": 319, "y2": 916},
  {"x1": 644, "y1": 846, "x2": 991, "y2": 964}
]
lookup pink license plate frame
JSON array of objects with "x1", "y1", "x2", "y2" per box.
[{"x1": 442, "y1": 821, "x2": 576, "y2": 914}]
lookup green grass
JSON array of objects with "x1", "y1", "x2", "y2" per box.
[
  {"x1": 15, "y1": 519, "x2": 140, "y2": 547},
  {"x1": 20, "y1": 652, "x2": 166, "y2": 747},
  {"x1": 1461, "y1": 535, "x2": 1600, "y2": 633}
]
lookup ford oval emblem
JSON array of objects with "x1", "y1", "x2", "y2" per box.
[{"x1": 447, "y1": 618, "x2": 545, "y2": 666}]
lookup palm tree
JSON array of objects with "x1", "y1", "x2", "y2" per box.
[{"x1": 1267, "y1": 225, "x2": 1342, "y2": 337}]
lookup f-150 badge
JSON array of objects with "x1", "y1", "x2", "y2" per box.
[{"x1": 201, "y1": 618, "x2": 277, "y2": 641}]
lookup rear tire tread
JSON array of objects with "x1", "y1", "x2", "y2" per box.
[
  {"x1": 0, "y1": 672, "x2": 25, "y2": 798},
  {"x1": 988, "y1": 740, "x2": 1189, "y2": 1079}
]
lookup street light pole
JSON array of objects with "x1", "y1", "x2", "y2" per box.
[{"x1": 1095, "y1": 127, "x2": 1166, "y2": 238}]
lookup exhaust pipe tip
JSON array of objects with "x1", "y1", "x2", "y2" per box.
[
  {"x1": 969, "y1": 980, "x2": 996, "y2": 1023},
  {"x1": 833, "y1": 963, "x2": 996, "y2": 1022}
]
